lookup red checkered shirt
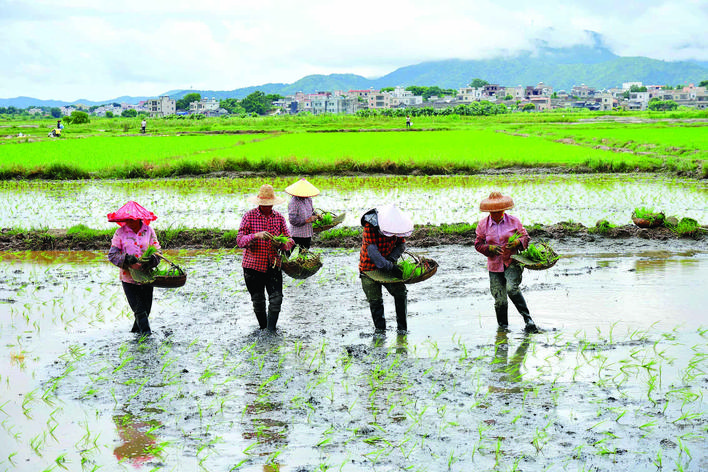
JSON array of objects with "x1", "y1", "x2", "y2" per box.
[
  {"x1": 237, "y1": 207, "x2": 293, "y2": 272},
  {"x1": 359, "y1": 223, "x2": 405, "y2": 272}
]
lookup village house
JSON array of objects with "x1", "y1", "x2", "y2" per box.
[
  {"x1": 388, "y1": 86, "x2": 423, "y2": 107},
  {"x1": 145, "y1": 95, "x2": 176, "y2": 117},
  {"x1": 189, "y1": 97, "x2": 220, "y2": 114}
]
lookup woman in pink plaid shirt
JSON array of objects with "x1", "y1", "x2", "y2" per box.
[{"x1": 237, "y1": 185, "x2": 294, "y2": 332}]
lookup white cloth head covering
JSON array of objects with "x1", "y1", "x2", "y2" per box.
[{"x1": 378, "y1": 204, "x2": 414, "y2": 237}]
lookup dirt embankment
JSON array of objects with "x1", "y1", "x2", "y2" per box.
[{"x1": 0, "y1": 223, "x2": 704, "y2": 252}]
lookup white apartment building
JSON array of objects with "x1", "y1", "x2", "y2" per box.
[
  {"x1": 145, "y1": 96, "x2": 176, "y2": 117},
  {"x1": 190, "y1": 97, "x2": 220, "y2": 114}
]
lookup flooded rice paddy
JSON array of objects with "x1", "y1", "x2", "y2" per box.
[
  {"x1": 0, "y1": 238, "x2": 706, "y2": 471},
  {"x1": 1, "y1": 173, "x2": 706, "y2": 229}
]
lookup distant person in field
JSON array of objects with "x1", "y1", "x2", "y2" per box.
[
  {"x1": 359, "y1": 204, "x2": 413, "y2": 333},
  {"x1": 141, "y1": 119, "x2": 147, "y2": 134},
  {"x1": 474, "y1": 191, "x2": 539, "y2": 333},
  {"x1": 285, "y1": 178, "x2": 320, "y2": 249},
  {"x1": 237, "y1": 184, "x2": 294, "y2": 332},
  {"x1": 57, "y1": 120, "x2": 64, "y2": 130},
  {"x1": 405, "y1": 115, "x2": 411, "y2": 128},
  {"x1": 107, "y1": 201, "x2": 162, "y2": 335}
]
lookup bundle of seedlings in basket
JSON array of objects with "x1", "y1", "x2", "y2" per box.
[
  {"x1": 632, "y1": 207, "x2": 665, "y2": 228},
  {"x1": 312, "y1": 212, "x2": 334, "y2": 230},
  {"x1": 280, "y1": 245, "x2": 322, "y2": 279},
  {"x1": 512, "y1": 242, "x2": 560, "y2": 270},
  {"x1": 398, "y1": 258, "x2": 423, "y2": 279}
]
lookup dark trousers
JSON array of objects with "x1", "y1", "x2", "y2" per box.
[
  {"x1": 360, "y1": 274, "x2": 408, "y2": 331},
  {"x1": 489, "y1": 264, "x2": 532, "y2": 326},
  {"x1": 292, "y1": 237, "x2": 311, "y2": 249},
  {"x1": 122, "y1": 281, "x2": 153, "y2": 315},
  {"x1": 244, "y1": 267, "x2": 283, "y2": 330}
]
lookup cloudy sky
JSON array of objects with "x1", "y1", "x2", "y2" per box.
[{"x1": 1, "y1": 0, "x2": 706, "y2": 101}]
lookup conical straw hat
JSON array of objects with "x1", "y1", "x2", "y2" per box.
[
  {"x1": 247, "y1": 184, "x2": 286, "y2": 206},
  {"x1": 285, "y1": 178, "x2": 320, "y2": 197},
  {"x1": 107, "y1": 201, "x2": 157, "y2": 225},
  {"x1": 479, "y1": 191, "x2": 514, "y2": 212},
  {"x1": 378, "y1": 204, "x2": 414, "y2": 237}
]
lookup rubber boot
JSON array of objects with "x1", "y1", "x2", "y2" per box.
[
  {"x1": 131, "y1": 319, "x2": 139, "y2": 333},
  {"x1": 508, "y1": 292, "x2": 538, "y2": 332},
  {"x1": 252, "y1": 298, "x2": 267, "y2": 329},
  {"x1": 266, "y1": 292, "x2": 283, "y2": 332},
  {"x1": 255, "y1": 310, "x2": 267, "y2": 330},
  {"x1": 494, "y1": 304, "x2": 509, "y2": 328},
  {"x1": 394, "y1": 296, "x2": 407, "y2": 332},
  {"x1": 369, "y1": 300, "x2": 386, "y2": 331},
  {"x1": 266, "y1": 311, "x2": 279, "y2": 332},
  {"x1": 135, "y1": 311, "x2": 151, "y2": 335}
]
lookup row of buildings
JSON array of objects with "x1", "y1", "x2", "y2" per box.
[{"x1": 32, "y1": 81, "x2": 708, "y2": 118}]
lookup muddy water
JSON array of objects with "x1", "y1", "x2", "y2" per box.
[
  {"x1": 0, "y1": 239, "x2": 706, "y2": 471},
  {"x1": 1, "y1": 173, "x2": 706, "y2": 229}
]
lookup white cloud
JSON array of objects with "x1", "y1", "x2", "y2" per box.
[{"x1": 0, "y1": 0, "x2": 705, "y2": 101}]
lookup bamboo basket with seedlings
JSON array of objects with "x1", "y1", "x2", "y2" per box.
[
  {"x1": 280, "y1": 245, "x2": 323, "y2": 279},
  {"x1": 312, "y1": 209, "x2": 346, "y2": 233},
  {"x1": 128, "y1": 246, "x2": 187, "y2": 287},
  {"x1": 364, "y1": 251, "x2": 438, "y2": 284},
  {"x1": 511, "y1": 242, "x2": 560, "y2": 270},
  {"x1": 631, "y1": 207, "x2": 665, "y2": 228}
]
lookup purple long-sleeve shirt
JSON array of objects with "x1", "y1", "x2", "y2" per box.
[
  {"x1": 474, "y1": 214, "x2": 529, "y2": 272},
  {"x1": 288, "y1": 196, "x2": 315, "y2": 238}
]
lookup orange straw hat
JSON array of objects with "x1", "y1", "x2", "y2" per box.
[
  {"x1": 479, "y1": 191, "x2": 514, "y2": 212},
  {"x1": 285, "y1": 178, "x2": 320, "y2": 197},
  {"x1": 248, "y1": 184, "x2": 286, "y2": 206}
]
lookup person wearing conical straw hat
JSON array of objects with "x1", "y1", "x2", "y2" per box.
[
  {"x1": 285, "y1": 178, "x2": 320, "y2": 249},
  {"x1": 359, "y1": 203, "x2": 414, "y2": 333},
  {"x1": 237, "y1": 184, "x2": 295, "y2": 332},
  {"x1": 107, "y1": 201, "x2": 162, "y2": 336},
  {"x1": 474, "y1": 192, "x2": 539, "y2": 333}
]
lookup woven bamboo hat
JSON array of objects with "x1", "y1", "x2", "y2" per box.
[
  {"x1": 479, "y1": 191, "x2": 514, "y2": 212},
  {"x1": 248, "y1": 184, "x2": 285, "y2": 206},
  {"x1": 285, "y1": 178, "x2": 320, "y2": 197}
]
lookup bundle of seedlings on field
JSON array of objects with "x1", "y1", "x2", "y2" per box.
[{"x1": 666, "y1": 217, "x2": 702, "y2": 237}]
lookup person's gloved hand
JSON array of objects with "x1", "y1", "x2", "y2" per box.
[
  {"x1": 123, "y1": 254, "x2": 139, "y2": 269},
  {"x1": 389, "y1": 265, "x2": 404, "y2": 280},
  {"x1": 142, "y1": 254, "x2": 160, "y2": 270}
]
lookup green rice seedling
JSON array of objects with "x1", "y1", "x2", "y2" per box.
[
  {"x1": 312, "y1": 212, "x2": 334, "y2": 229},
  {"x1": 632, "y1": 206, "x2": 664, "y2": 223},
  {"x1": 518, "y1": 242, "x2": 559, "y2": 264}
]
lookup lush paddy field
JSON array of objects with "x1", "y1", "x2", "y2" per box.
[{"x1": 1, "y1": 114, "x2": 706, "y2": 178}]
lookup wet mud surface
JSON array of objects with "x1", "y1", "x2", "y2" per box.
[{"x1": 0, "y1": 237, "x2": 706, "y2": 471}]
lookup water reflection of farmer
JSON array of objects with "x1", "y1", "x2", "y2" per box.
[
  {"x1": 475, "y1": 192, "x2": 539, "y2": 332},
  {"x1": 107, "y1": 201, "x2": 162, "y2": 335},
  {"x1": 237, "y1": 184, "x2": 294, "y2": 332},
  {"x1": 359, "y1": 204, "x2": 414, "y2": 333},
  {"x1": 489, "y1": 329, "x2": 532, "y2": 394},
  {"x1": 285, "y1": 178, "x2": 320, "y2": 249}
]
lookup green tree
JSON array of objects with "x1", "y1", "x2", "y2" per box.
[
  {"x1": 380, "y1": 87, "x2": 395, "y2": 92},
  {"x1": 469, "y1": 78, "x2": 489, "y2": 88},
  {"x1": 241, "y1": 91, "x2": 273, "y2": 115},
  {"x1": 50, "y1": 107, "x2": 62, "y2": 118},
  {"x1": 522, "y1": 103, "x2": 535, "y2": 112},
  {"x1": 69, "y1": 110, "x2": 89, "y2": 124},
  {"x1": 176, "y1": 93, "x2": 201, "y2": 111},
  {"x1": 219, "y1": 98, "x2": 245, "y2": 114},
  {"x1": 648, "y1": 99, "x2": 678, "y2": 111},
  {"x1": 504, "y1": 94, "x2": 513, "y2": 100},
  {"x1": 105, "y1": 111, "x2": 114, "y2": 118},
  {"x1": 121, "y1": 109, "x2": 137, "y2": 118},
  {"x1": 629, "y1": 85, "x2": 647, "y2": 92},
  {"x1": 699, "y1": 80, "x2": 708, "y2": 87}
]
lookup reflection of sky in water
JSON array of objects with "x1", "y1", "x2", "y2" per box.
[{"x1": 1, "y1": 174, "x2": 706, "y2": 229}]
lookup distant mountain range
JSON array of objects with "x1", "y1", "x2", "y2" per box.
[{"x1": 2, "y1": 43, "x2": 706, "y2": 108}]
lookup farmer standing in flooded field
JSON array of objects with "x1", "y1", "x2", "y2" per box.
[
  {"x1": 237, "y1": 184, "x2": 294, "y2": 332},
  {"x1": 107, "y1": 201, "x2": 162, "y2": 335},
  {"x1": 475, "y1": 192, "x2": 539, "y2": 333},
  {"x1": 359, "y1": 204, "x2": 414, "y2": 333},
  {"x1": 285, "y1": 178, "x2": 320, "y2": 249}
]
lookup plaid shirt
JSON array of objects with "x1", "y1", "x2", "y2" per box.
[
  {"x1": 288, "y1": 196, "x2": 315, "y2": 238},
  {"x1": 237, "y1": 207, "x2": 293, "y2": 272},
  {"x1": 359, "y1": 223, "x2": 404, "y2": 272}
]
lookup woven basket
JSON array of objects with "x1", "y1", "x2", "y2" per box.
[
  {"x1": 281, "y1": 251, "x2": 323, "y2": 279},
  {"x1": 364, "y1": 251, "x2": 438, "y2": 285},
  {"x1": 151, "y1": 255, "x2": 187, "y2": 288},
  {"x1": 632, "y1": 213, "x2": 664, "y2": 228},
  {"x1": 511, "y1": 243, "x2": 559, "y2": 271},
  {"x1": 313, "y1": 210, "x2": 346, "y2": 233}
]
